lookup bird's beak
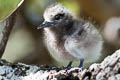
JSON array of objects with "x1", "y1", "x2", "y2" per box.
[{"x1": 37, "y1": 21, "x2": 57, "y2": 29}]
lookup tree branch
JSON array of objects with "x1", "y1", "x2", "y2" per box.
[
  {"x1": 0, "y1": 49, "x2": 120, "y2": 80},
  {"x1": 0, "y1": 9, "x2": 17, "y2": 58}
]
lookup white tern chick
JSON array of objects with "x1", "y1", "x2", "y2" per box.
[{"x1": 38, "y1": 3, "x2": 103, "y2": 67}]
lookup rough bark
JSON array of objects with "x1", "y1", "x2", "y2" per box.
[{"x1": 0, "y1": 49, "x2": 120, "y2": 80}]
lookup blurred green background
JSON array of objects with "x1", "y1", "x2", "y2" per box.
[{"x1": 0, "y1": 0, "x2": 120, "y2": 67}]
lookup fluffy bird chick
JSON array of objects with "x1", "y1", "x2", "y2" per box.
[{"x1": 38, "y1": 4, "x2": 103, "y2": 67}]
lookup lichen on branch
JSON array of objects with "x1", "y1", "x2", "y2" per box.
[{"x1": 0, "y1": 49, "x2": 120, "y2": 80}]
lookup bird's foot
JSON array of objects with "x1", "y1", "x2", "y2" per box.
[
  {"x1": 78, "y1": 59, "x2": 84, "y2": 68},
  {"x1": 66, "y1": 61, "x2": 73, "y2": 69}
]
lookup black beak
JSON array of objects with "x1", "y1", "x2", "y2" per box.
[{"x1": 37, "y1": 21, "x2": 57, "y2": 29}]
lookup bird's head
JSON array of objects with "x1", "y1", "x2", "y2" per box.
[{"x1": 38, "y1": 3, "x2": 73, "y2": 29}]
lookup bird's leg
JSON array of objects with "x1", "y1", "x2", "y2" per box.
[
  {"x1": 66, "y1": 61, "x2": 73, "y2": 69},
  {"x1": 79, "y1": 59, "x2": 84, "y2": 68}
]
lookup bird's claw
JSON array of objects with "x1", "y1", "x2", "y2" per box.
[
  {"x1": 79, "y1": 59, "x2": 84, "y2": 68},
  {"x1": 66, "y1": 61, "x2": 73, "y2": 69}
]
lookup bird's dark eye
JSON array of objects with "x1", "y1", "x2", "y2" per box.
[
  {"x1": 54, "y1": 13, "x2": 65, "y2": 20},
  {"x1": 78, "y1": 28, "x2": 84, "y2": 36}
]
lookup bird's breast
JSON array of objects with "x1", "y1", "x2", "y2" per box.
[{"x1": 44, "y1": 28, "x2": 76, "y2": 62}]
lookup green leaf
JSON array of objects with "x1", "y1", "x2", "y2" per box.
[{"x1": 0, "y1": 0, "x2": 24, "y2": 22}]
